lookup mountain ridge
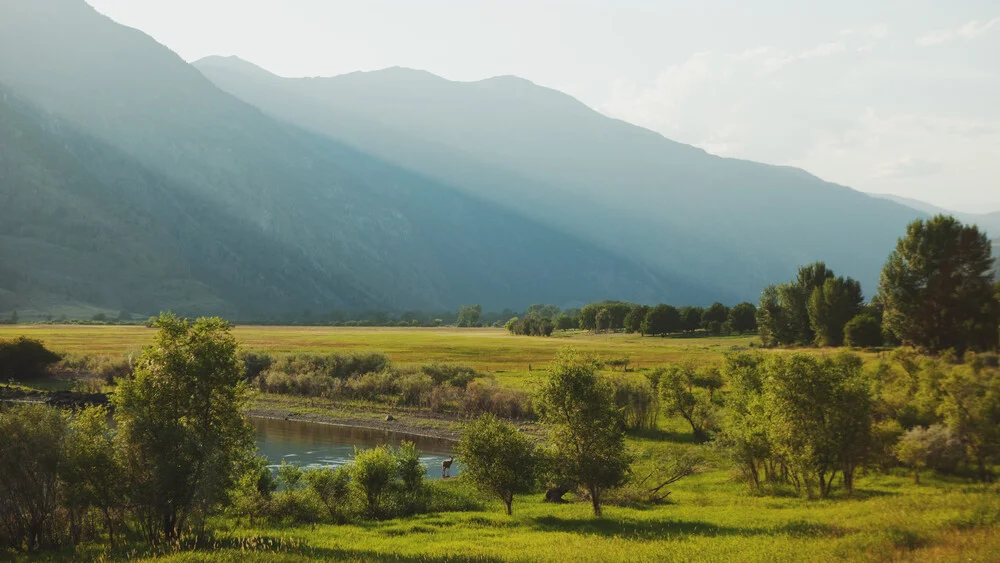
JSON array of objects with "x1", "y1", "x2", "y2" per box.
[
  {"x1": 0, "y1": 0, "x2": 687, "y2": 317},
  {"x1": 194, "y1": 55, "x2": 924, "y2": 299}
]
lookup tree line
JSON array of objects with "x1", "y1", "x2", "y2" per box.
[{"x1": 758, "y1": 216, "x2": 1000, "y2": 353}]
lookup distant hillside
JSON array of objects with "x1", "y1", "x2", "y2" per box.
[
  {"x1": 0, "y1": 0, "x2": 682, "y2": 317},
  {"x1": 195, "y1": 56, "x2": 925, "y2": 299},
  {"x1": 871, "y1": 193, "x2": 1000, "y2": 240}
]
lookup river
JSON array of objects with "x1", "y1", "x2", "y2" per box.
[{"x1": 252, "y1": 417, "x2": 461, "y2": 480}]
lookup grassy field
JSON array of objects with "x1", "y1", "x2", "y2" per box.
[{"x1": 4, "y1": 325, "x2": 995, "y2": 562}]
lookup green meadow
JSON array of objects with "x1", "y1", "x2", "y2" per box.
[{"x1": 3, "y1": 326, "x2": 997, "y2": 562}]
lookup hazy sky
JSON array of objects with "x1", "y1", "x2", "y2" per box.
[{"x1": 86, "y1": 0, "x2": 1000, "y2": 213}]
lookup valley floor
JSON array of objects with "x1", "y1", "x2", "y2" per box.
[{"x1": 3, "y1": 326, "x2": 996, "y2": 562}]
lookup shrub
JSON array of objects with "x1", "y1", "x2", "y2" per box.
[
  {"x1": 895, "y1": 424, "x2": 964, "y2": 483},
  {"x1": 303, "y1": 466, "x2": 350, "y2": 521},
  {"x1": 0, "y1": 404, "x2": 68, "y2": 551},
  {"x1": 420, "y1": 364, "x2": 481, "y2": 388},
  {"x1": 462, "y1": 380, "x2": 535, "y2": 420},
  {"x1": 844, "y1": 314, "x2": 883, "y2": 347},
  {"x1": 0, "y1": 337, "x2": 62, "y2": 379},
  {"x1": 608, "y1": 375, "x2": 658, "y2": 430},
  {"x1": 350, "y1": 443, "x2": 426, "y2": 519},
  {"x1": 239, "y1": 350, "x2": 274, "y2": 382}
]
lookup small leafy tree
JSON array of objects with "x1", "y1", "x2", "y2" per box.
[
  {"x1": 303, "y1": 466, "x2": 351, "y2": 520},
  {"x1": 351, "y1": 445, "x2": 396, "y2": 518},
  {"x1": 113, "y1": 313, "x2": 254, "y2": 542},
  {"x1": 0, "y1": 404, "x2": 66, "y2": 552},
  {"x1": 537, "y1": 350, "x2": 632, "y2": 516},
  {"x1": 61, "y1": 406, "x2": 123, "y2": 548},
  {"x1": 458, "y1": 414, "x2": 538, "y2": 515},
  {"x1": 659, "y1": 364, "x2": 715, "y2": 441}
]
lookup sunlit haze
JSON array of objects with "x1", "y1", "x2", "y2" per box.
[{"x1": 84, "y1": 0, "x2": 1000, "y2": 213}]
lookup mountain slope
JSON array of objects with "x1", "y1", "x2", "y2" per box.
[
  {"x1": 195, "y1": 56, "x2": 925, "y2": 299},
  {"x1": 870, "y1": 193, "x2": 1000, "y2": 240},
  {"x1": 0, "y1": 0, "x2": 684, "y2": 316}
]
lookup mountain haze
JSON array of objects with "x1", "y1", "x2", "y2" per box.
[
  {"x1": 195, "y1": 56, "x2": 925, "y2": 300},
  {"x1": 870, "y1": 193, "x2": 1000, "y2": 240},
  {"x1": 0, "y1": 0, "x2": 681, "y2": 317}
]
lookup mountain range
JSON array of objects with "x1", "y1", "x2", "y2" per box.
[{"x1": 0, "y1": 0, "x2": 972, "y2": 318}]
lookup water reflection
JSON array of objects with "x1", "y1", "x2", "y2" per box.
[{"x1": 252, "y1": 417, "x2": 461, "y2": 480}]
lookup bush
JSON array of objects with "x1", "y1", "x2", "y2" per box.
[
  {"x1": 420, "y1": 364, "x2": 482, "y2": 388},
  {"x1": 239, "y1": 350, "x2": 273, "y2": 382},
  {"x1": 0, "y1": 404, "x2": 68, "y2": 551},
  {"x1": 462, "y1": 380, "x2": 535, "y2": 420},
  {"x1": 351, "y1": 443, "x2": 426, "y2": 519},
  {"x1": 844, "y1": 314, "x2": 883, "y2": 347},
  {"x1": 608, "y1": 375, "x2": 658, "y2": 430},
  {"x1": 895, "y1": 424, "x2": 964, "y2": 482},
  {"x1": 0, "y1": 337, "x2": 62, "y2": 379},
  {"x1": 303, "y1": 466, "x2": 351, "y2": 521}
]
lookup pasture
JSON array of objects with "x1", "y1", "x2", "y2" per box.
[{"x1": 2, "y1": 325, "x2": 995, "y2": 562}]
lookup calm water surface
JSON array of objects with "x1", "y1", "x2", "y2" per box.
[{"x1": 252, "y1": 417, "x2": 461, "y2": 479}]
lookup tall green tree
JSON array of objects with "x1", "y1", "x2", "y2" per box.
[
  {"x1": 113, "y1": 313, "x2": 254, "y2": 542},
  {"x1": 642, "y1": 304, "x2": 681, "y2": 337},
  {"x1": 680, "y1": 306, "x2": 704, "y2": 332},
  {"x1": 728, "y1": 302, "x2": 758, "y2": 334},
  {"x1": 702, "y1": 302, "x2": 729, "y2": 334},
  {"x1": 457, "y1": 414, "x2": 539, "y2": 515},
  {"x1": 808, "y1": 276, "x2": 864, "y2": 346},
  {"x1": 624, "y1": 304, "x2": 650, "y2": 334},
  {"x1": 536, "y1": 350, "x2": 632, "y2": 517},
  {"x1": 879, "y1": 216, "x2": 1000, "y2": 353}
]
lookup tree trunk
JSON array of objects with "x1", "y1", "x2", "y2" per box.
[
  {"x1": 590, "y1": 486, "x2": 602, "y2": 517},
  {"x1": 504, "y1": 494, "x2": 513, "y2": 516}
]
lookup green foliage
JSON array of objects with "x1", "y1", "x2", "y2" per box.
[
  {"x1": 350, "y1": 442, "x2": 427, "y2": 519},
  {"x1": 0, "y1": 403, "x2": 66, "y2": 552},
  {"x1": 112, "y1": 312, "x2": 255, "y2": 541},
  {"x1": 728, "y1": 302, "x2": 758, "y2": 334},
  {"x1": 762, "y1": 353, "x2": 873, "y2": 497},
  {"x1": 895, "y1": 425, "x2": 963, "y2": 483},
  {"x1": 0, "y1": 336, "x2": 61, "y2": 379},
  {"x1": 608, "y1": 375, "x2": 659, "y2": 430},
  {"x1": 658, "y1": 364, "x2": 716, "y2": 441},
  {"x1": 536, "y1": 350, "x2": 633, "y2": 516},
  {"x1": 61, "y1": 405, "x2": 124, "y2": 548},
  {"x1": 555, "y1": 313, "x2": 577, "y2": 330},
  {"x1": 642, "y1": 304, "x2": 681, "y2": 336},
  {"x1": 456, "y1": 305, "x2": 482, "y2": 328},
  {"x1": 937, "y1": 365, "x2": 1000, "y2": 481},
  {"x1": 578, "y1": 301, "x2": 633, "y2": 332},
  {"x1": 457, "y1": 414, "x2": 539, "y2": 515},
  {"x1": 844, "y1": 314, "x2": 883, "y2": 348},
  {"x1": 702, "y1": 302, "x2": 729, "y2": 334},
  {"x1": 303, "y1": 466, "x2": 351, "y2": 521},
  {"x1": 879, "y1": 215, "x2": 1000, "y2": 353},
  {"x1": 623, "y1": 304, "x2": 650, "y2": 334},
  {"x1": 808, "y1": 276, "x2": 864, "y2": 346}
]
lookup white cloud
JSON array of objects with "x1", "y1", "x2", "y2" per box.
[
  {"x1": 917, "y1": 17, "x2": 1000, "y2": 45},
  {"x1": 599, "y1": 28, "x2": 1000, "y2": 213}
]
